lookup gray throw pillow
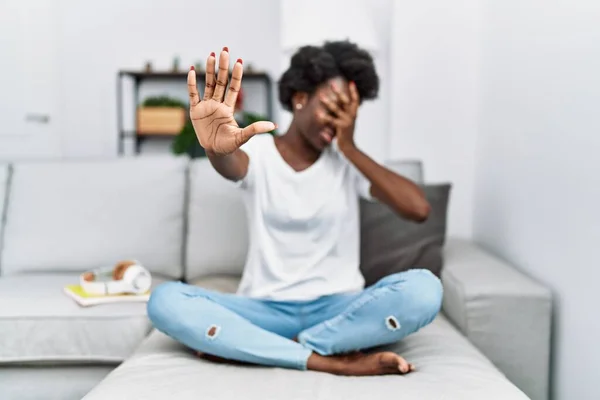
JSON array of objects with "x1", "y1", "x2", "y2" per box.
[{"x1": 359, "y1": 183, "x2": 451, "y2": 287}]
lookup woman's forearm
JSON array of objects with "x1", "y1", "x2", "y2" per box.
[
  {"x1": 206, "y1": 148, "x2": 250, "y2": 182},
  {"x1": 341, "y1": 144, "x2": 431, "y2": 222}
]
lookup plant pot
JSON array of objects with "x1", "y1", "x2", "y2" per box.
[{"x1": 137, "y1": 107, "x2": 185, "y2": 135}]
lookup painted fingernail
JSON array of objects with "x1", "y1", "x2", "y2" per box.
[
  {"x1": 222, "y1": 46, "x2": 229, "y2": 52},
  {"x1": 190, "y1": 65, "x2": 195, "y2": 71},
  {"x1": 237, "y1": 58, "x2": 243, "y2": 65},
  {"x1": 210, "y1": 52, "x2": 215, "y2": 57}
]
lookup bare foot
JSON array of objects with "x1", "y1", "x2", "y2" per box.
[
  {"x1": 307, "y1": 351, "x2": 415, "y2": 376},
  {"x1": 196, "y1": 348, "x2": 415, "y2": 376}
]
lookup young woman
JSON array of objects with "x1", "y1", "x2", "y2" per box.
[{"x1": 148, "y1": 41, "x2": 443, "y2": 376}]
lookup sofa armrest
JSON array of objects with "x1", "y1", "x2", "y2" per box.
[{"x1": 441, "y1": 238, "x2": 552, "y2": 400}]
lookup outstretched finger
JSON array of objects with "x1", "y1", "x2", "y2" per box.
[
  {"x1": 224, "y1": 58, "x2": 243, "y2": 108},
  {"x1": 348, "y1": 81, "x2": 360, "y2": 113},
  {"x1": 187, "y1": 67, "x2": 200, "y2": 106},
  {"x1": 212, "y1": 47, "x2": 230, "y2": 102},
  {"x1": 320, "y1": 93, "x2": 343, "y2": 117},
  {"x1": 331, "y1": 81, "x2": 350, "y2": 108},
  {"x1": 318, "y1": 110, "x2": 336, "y2": 126},
  {"x1": 203, "y1": 52, "x2": 216, "y2": 101},
  {"x1": 239, "y1": 121, "x2": 277, "y2": 144}
]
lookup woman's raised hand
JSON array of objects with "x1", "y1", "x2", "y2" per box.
[{"x1": 187, "y1": 47, "x2": 276, "y2": 156}]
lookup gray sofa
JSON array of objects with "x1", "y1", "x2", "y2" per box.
[{"x1": 0, "y1": 155, "x2": 552, "y2": 400}]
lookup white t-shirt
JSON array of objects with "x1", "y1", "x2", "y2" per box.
[{"x1": 234, "y1": 133, "x2": 373, "y2": 301}]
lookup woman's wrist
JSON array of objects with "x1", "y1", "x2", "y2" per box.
[{"x1": 338, "y1": 139, "x2": 358, "y2": 157}]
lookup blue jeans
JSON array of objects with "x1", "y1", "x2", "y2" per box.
[{"x1": 147, "y1": 269, "x2": 443, "y2": 370}]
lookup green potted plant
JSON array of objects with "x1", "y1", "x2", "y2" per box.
[{"x1": 171, "y1": 119, "x2": 205, "y2": 158}]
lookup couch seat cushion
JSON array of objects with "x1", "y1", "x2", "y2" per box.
[
  {"x1": 84, "y1": 277, "x2": 528, "y2": 400},
  {"x1": 190, "y1": 274, "x2": 241, "y2": 293},
  {"x1": 0, "y1": 274, "x2": 167, "y2": 364},
  {"x1": 0, "y1": 365, "x2": 114, "y2": 400},
  {"x1": 83, "y1": 316, "x2": 527, "y2": 400}
]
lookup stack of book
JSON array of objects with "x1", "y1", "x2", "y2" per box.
[{"x1": 63, "y1": 284, "x2": 150, "y2": 307}]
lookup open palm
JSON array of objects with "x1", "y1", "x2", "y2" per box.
[{"x1": 187, "y1": 48, "x2": 275, "y2": 156}]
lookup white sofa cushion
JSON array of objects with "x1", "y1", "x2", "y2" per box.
[
  {"x1": 83, "y1": 315, "x2": 528, "y2": 400},
  {"x1": 185, "y1": 158, "x2": 248, "y2": 281},
  {"x1": 191, "y1": 274, "x2": 241, "y2": 294},
  {"x1": 0, "y1": 273, "x2": 167, "y2": 364},
  {"x1": 384, "y1": 159, "x2": 424, "y2": 183},
  {"x1": 441, "y1": 239, "x2": 552, "y2": 400},
  {"x1": 1, "y1": 156, "x2": 187, "y2": 278},
  {"x1": 0, "y1": 365, "x2": 114, "y2": 400}
]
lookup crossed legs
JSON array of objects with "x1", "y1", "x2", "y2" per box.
[{"x1": 147, "y1": 269, "x2": 443, "y2": 376}]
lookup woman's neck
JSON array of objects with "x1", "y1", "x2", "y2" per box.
[{"x1": 277, "y1": 122, "x2": 321, "y2": 164}]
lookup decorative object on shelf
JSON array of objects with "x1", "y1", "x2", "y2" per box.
[
  {"x1": 172, "y1": 56, "x2": 180, "y2": 72},
  {"x1": 137, "y1": 95, "x2": 186, "y2": 135},
  {"x1": 144, "y1": 61, "x2": 153, "y2": 73},
  {"x1": 245, "y1": 63, "x2": 256, "y2": 72}
]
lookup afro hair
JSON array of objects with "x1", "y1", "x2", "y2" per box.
[{"x1": 278, "y1": 40, "x2": 379, "y2": 112}]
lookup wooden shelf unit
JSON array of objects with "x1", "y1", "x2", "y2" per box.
[{"x1": 116, "y1": 69, "x2": 274, "y2": 154}]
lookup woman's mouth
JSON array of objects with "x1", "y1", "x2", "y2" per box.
[{"x1": 319, "y1": 127, "x2": 335, "y2": 144}]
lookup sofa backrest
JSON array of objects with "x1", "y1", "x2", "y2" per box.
[
  {"x1": 385, "y1": 159, "x2": 424, "y2": 183},
  {"x1": 0, "y1": 155, "x2": 425, "y2": 281},
  {"x1": 184, "y1": 158, "x2": 249, "y2": 281},
  {"x1": 0, "y1": 156, "x2": 187, "y2": 278}
]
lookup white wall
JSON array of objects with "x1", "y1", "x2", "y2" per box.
[
  {"x1": 0, "y1": 0, "x2": 64, "y2": 161},
  {"x1": 473, "y1": 1, "x2": 600, "y2": 399},
  {"x1": 389, "y1": 1, "x2": 482, "y2": 238}
]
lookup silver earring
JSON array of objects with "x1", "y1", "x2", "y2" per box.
[{"x1": 295, "y1": 103, "x2": 303, "y2": 110}]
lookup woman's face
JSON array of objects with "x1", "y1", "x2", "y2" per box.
[{"x1": 294, "y1": 77, "x2": 351, "y2": 151}]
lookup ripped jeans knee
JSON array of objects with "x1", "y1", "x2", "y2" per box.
[
  {"x1": 385, "y1": 315, "x2": 401, "y2": 331},
  {"x1": 206, "y1": 325, "x2": 220, "y2": 340}
]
